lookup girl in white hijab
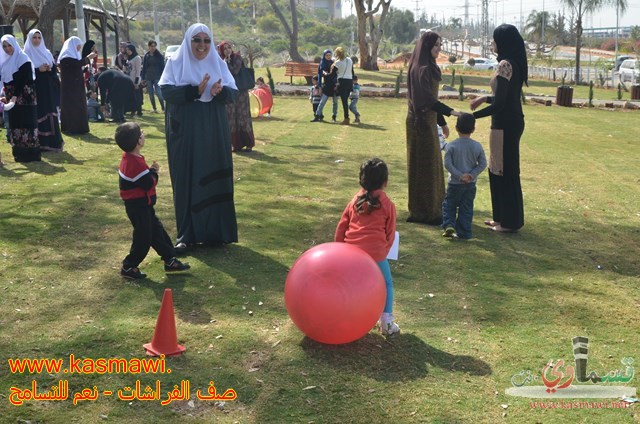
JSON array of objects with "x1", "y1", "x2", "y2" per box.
[
  {"x1": 159, "y1": 23, "x2": 236, "y2": 102},
  {"x1": 0, "y1": 34, "x2": 40, "y2": 162},
  {"x1": 0, "y1": 34, "x2": 35, "y2": 82},
  {"x1": 57, "y1": 36, "x2": 83, "y2": 63},
  {"x1": 24, "y1": 29, "x2": 55, "y2": 70},
  {"x1": 23, "y1": 29, "x2": 64, "y2": 152}
]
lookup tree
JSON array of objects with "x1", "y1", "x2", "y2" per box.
[
  {"x1": 524, "y1": 10, "x2": 554, "y2": 56},
  {"x1": 266, "y1": 0, "x2": 304, "y2": 62},
  {"x1": 382, "y1": 7, "x2": 415, "y2": 44},
  {"x1": 90, "y1": 0, "x2": 139, "y2": 42},
  {"x1": 558, "y1": 0, "x2": 610, "y2": 83},
  {"x1": 0, "y1": 0, "x2": 19, "y2": 26},
  {"x1": 354, "y1": 0, "x2": 392, "y2": 71}
]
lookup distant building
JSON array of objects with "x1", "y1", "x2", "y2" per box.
[{"x1": 312, "y1": 0, "x2": 342, "y2": 19}]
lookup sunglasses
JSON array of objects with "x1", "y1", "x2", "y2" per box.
[{"x1": 191, "y1": 37, "x2": 212, "y2": 44}]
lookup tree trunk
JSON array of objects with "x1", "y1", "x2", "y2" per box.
[
  {"x1": 355, "y1": 0, "x2": 391, "y2": 71},
  {"x1": 267, "y1": 0, "x2": 304, "y2": 62},
  {"x1": 39, "y1": 0, "x2": 71, "y2": 50},
  {"x1": 574, "y1": 17, "x2": 582, "y2": 84}
]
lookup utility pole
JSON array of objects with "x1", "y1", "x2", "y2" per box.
[
  {"x1": 614, "y1": 1, "x2": 619, "y2": 61},
  {"x1": 464, "y1": 0, "x2": 469, "y2": 27},
  {"x1": 481, "y1": 0, "x2": 489, "y2": 57},
  {"x1": 75, "y1": 0, "x2": 86, "y2": 42},
  {"x1": 196, "y1": 0, "x2": 200, "y2": 23},
  {"x1": 153, "y1": 0, "x2": 159, "y2": 46}
]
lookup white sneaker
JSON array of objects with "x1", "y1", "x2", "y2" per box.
[{"x1": 379, "y1": 313, "x2": 400, "y2": 336}]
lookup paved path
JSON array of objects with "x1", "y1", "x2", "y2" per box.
[{"x1": 274, "y1": 84, "x2": 640, "y2": 109}]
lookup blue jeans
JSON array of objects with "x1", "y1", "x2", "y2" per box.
[
  {"x1": 315, "y1": 93, "x2": 338, "y2": 118},
  {"x1": 349, "y1": 98, "x2": 360, "y2": 117},
  {"x1": 145, "y1": 79, "x2": 164, "y2": 111},
  {"x1": 442, "y1": 182, "x2": 476, "y2": 239},
  {"x1": 378, "y1": 259, "x2": 394, "y2": 314}
]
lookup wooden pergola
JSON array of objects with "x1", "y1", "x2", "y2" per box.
[{"x1": 4, "y1": 1, "x2": 129, "y2": 66}]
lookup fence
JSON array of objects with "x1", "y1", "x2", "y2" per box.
[{"x1": 528, "y1": 65, "x2": 620, "y2": 87}]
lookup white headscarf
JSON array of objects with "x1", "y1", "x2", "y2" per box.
[
  {"x1": 159, "y1": 23, "x2": 236, "y2": 102},
  {"x1": 0, "y1": 35, "x2": 35, "y2": 83},
  {"x1": 57, "y1": 36, "x2": 83, "y2": 63},
  {"x1": 24, "y1": 29, "x2": 55, "y2": 69}
]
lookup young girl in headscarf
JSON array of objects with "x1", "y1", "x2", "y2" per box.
[
  {"x1": 1, "y1": 34, "x2": 40, "y2": 162},
  {"x1": 23, "y1": 29, "x2": 64, "y2": 153},
  {"x1": 311, "y1": 49, "x2": 338, "y2": 122},
  {"x1": 58, "y1": 36, "x2": 96, "y2": 134},
  {"x1": 125, "y1": 43, "x2": 143, "y2": 116},
  {"x1": 470, "y1": 24, "x2": 528, "y2": 233},
  {"x1": 405, "y1": 31, "x2": 460, "y2": 225}
]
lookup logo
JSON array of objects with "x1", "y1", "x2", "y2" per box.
[{"x1": 506, "y1": 336, "x2": 637, "y2": 399}]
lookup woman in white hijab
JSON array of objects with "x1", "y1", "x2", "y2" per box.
[
  {"x1": 0, "y1": 34, "x2": 40, "y2": 162},
  {"x1": 24, "y1": 29, "x2": 63, "y2": 152},
  {"x1": 159, "y1": 23, "x2": 239, "y2": 253},
  {"x1": 58, "y1": 36, "x2": 96, "y2": 134}
]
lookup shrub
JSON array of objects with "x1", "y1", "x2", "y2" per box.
[{"x1": 448, "y1": 55, "x2": 457, "y2": 64}]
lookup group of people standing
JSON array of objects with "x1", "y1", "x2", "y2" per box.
[
  {"x1": 406, "y1": 24, "x2": 527, "y2": 235},
  {"x1": 311, "y1": 47, "x2": 358, "y2": 125},
  {"x1": 0, "y1": 30, "x2": 67, "y2": 164}
]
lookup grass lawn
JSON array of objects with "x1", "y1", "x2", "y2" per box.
[{"x1": 1, "y1": 96, "x2": 639, "y2": 423}]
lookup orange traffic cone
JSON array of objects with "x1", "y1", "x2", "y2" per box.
[{"x1": 143, "y1": 288, "x2": 186, "y2": 356}]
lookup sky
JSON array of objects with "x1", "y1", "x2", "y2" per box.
[{"x1": 341, "y1": 0, "x2": 640, "y2": 29}]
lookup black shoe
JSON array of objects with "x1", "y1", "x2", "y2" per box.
[
  {"x1": 137, "y1": 111, "x2": 143, "y2": 117},
  {"x1": 332, "y1": 115, "x2": 337, "y2": 122},
  {"x1": 164, "y1": 258, "x2": 191, "y2": 272},
  {"x1": 121, "y1": 266, "x2": 146, "y2": 279},
  {"x1": 310, "y1": 116, "x2": 320, "y2": 122}
]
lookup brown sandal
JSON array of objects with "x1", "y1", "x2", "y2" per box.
[{"x1": 484, "y1": 220, "x2": 500, "y2": 226}]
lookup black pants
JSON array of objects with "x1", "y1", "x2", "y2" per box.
[
  {"x1": 338, "y1": 78, "x2": 353, "y2": 119},
  {"x1": 123, "y1": 202, "x2": 175, "y2": 268}
]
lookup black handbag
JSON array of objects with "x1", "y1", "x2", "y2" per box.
[{"x1": 234, "y1": 65, "x2": 255, "y2": 91}]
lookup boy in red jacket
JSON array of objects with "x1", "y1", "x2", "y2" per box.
[{"x1": 117, "y1": 122, "x2": 190, "y2": 279}]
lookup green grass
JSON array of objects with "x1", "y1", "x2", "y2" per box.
[{"x1": 0, "y1": 97, "x2": 639, "y2": 423}]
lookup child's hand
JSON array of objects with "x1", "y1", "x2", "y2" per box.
[{"x1": 150, "y1": 161, "x2": 159, "y2": 172}]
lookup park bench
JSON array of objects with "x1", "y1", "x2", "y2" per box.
[{"x1": 284, "y1": 62, "x2": 318, "y2": 84}]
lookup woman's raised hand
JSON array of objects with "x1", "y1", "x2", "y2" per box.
[
  {"x1": 198, "y1": 74, "x2": 211, "y2": 95},
  {"x1": 210, "y1": 79, "x2": 222, "y2": 96}
]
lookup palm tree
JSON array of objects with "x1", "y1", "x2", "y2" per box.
[
  {"x1": 524, "y1": 10, "x2": 551, "y2": 55},
  {"x1": 558, "y1": 0, "x2": 610, "y2": 83}
]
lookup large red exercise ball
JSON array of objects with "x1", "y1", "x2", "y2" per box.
[{"x1": 284, "y1": 242, "x2": 386, "y2": 344}]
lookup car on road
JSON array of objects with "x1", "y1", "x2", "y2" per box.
[
  {"x1": 164, "y1": 45, "x2": 180, "y2": 62},
  {"x1": 614, "y1": 55, "x2": 632, "y2": 72},
  {"x1": 619, "y1": 59, "x2": 638, "y2": 83},
  {"x1": 464, "y1": 57, "x2": 498, "y2": 71}
]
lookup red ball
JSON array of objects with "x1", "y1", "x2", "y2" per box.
[{"x1": 284, "y1": 242, "x2": 386, "y2": 344}]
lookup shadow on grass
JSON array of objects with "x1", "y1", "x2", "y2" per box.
[
  {"x1": 349, "y1": 122, "x2": 387, "y2": 131},
  {"x1": 13, "y1": 160, "x2": 67, "y2": 175},
  {"x1": 74, "y1": 132, "x2": 113, "y2": 145},
  {"x1": 42, "y1": 151, "x2": 86, "y2": 165},
  {"x1": 234, "y1": 150, "x2": 287, "y2": 164},
  {"x1": 300, "y1": 333, "x2": 492, "y2": 382}
]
